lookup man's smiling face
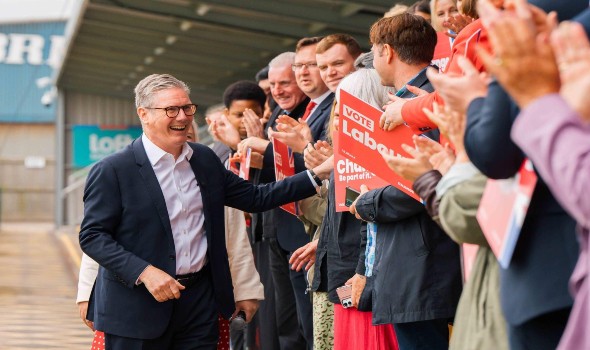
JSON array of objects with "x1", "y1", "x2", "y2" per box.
[{"x1": 138, "y1": 87, "x2": 193, "y2": 157}]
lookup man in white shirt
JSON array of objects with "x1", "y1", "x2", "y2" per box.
[{"x1": 79, "y1": 73, "x2": 329, "y2": 349}]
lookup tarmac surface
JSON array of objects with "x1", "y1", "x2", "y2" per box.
[{"x1": 0, "y1": 222, "x2": 92, "y2": 349}]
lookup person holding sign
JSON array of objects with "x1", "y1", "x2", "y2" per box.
[
  {"x1": 348, "y1": 14, "x2": 463, "y2": 350},
  {"x1": 299, "y1": 68, "x2": 398, "y2": 350}
]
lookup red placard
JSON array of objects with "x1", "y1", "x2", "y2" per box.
[
  {"x1": 238, "y1": 148, "x2": 251, "y2": 180},
  {"x1": 476, "y1": 160, "x2": 538, "y2": 268},
  {"x1": 228, "y1": 148, "x2": 251, "y2": 181},
  {"x1": 271, "y1": 137, "x2": 299, "y2": 216},
  {"x1": 337, "y1": 89, "x2": 421, "y2": 202},
  {"x1": 333, "y1": 132, "x2": 389, "y2": 212},
  {"x1": 432, "y1": 32, "x2": 453, "y2": 73}
]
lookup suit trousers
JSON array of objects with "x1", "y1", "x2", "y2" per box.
[
  {"x1": 247, "y1": 239, "x2": 280, "y2": 350},
  {"x1": 268, "y1": 238, "x2": 313, "y2": 350},
  {"x1": 393, "y1": 318, "x2": 450, "y2": 350},
  {"x1": 105, "y1": 269, "x2": 218, "y2": 350}
]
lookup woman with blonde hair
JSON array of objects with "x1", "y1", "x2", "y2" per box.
[{"x1": 430, "y1": 0, "x2": 459, "y2": 32}]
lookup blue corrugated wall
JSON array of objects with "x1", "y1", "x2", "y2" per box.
[{"x1": 0, "y1": 21, "x2": 65, "y2": 123}]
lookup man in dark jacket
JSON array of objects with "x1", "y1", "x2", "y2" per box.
[{"x1": 349, "y1": 14, "x2": 463, "y2": 350}]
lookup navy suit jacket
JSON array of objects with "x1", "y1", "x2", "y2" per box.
[
  {"x1": 307, "y1": 92, "x2": 335, "y2": 142},
  {"x1": 258, "y1": 95, "x2": 333, "y2": 251},
  {"x1": 79, "y1": 138, "x2": 316, "y2": 339},
  {"x1": 465, "y1": 82, "x2": 578, "y2": 325}
]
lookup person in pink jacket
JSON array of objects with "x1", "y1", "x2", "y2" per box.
[{"x1": 477, "y1": 3, "x2": 590, "y2": 348}]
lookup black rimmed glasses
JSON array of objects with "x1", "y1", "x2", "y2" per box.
[
  {"x1": 145, "y1": 104, "x2": 198, "y2": 118},
  {"x1": 292, "y1": 62, "x2": 318, "y2": 71}
]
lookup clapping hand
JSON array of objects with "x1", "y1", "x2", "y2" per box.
[
  {"x1": 426, "y1": 56, "x2": 488, "y2": 114},
  {"x1": 443, "y1": 13, "x2": 476, "y2": 38},
  {"x1": 243, "y1": 109, "x2": 265, "y2": 139},
  {"x1": 211, "y1": 114, "x2": 241, "y2": 150},
  {"x1": 381, "y1": 135, "x2": 441, "y2": 182},
  {"x1": 304, "y1": 141, "x2": 333, "y2": 170},
  {"x1": 551, "y1": 22, "x2": 590, "y2": 121},
  {"x1": 476, "y1": 0, "x2": 560, "y2": 108},
  {"x1": 272, "y1": 115, "x2": 313, "y2": 153}
]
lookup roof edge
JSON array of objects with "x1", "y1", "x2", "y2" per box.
[{"x1": 54, "y1": 0, "x2": 90, "y2": 88}]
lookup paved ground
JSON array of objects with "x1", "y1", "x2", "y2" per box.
[{"x1": 0, "y1": 223, "x2": 92, "y2": 349}]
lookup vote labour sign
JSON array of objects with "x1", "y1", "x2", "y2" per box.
[
  {"x1": 477, "y1": 160, "x2": 538, "y2": 269},
  {"x1": 336, "y1": 90, "x2": 421, "y2": 202},
  {"x1": 333, "y1": 131, "x2": 389, "y2": 212}
]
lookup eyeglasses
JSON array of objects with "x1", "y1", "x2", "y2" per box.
[
  {"x1": 145, "y1": 104, "x2": 198, "y2": 118},
  {"x1": 292, "y1": 62, "x2": 318, "y2": 71}
]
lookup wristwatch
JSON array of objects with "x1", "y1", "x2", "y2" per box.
[{"x1": 308, "y1": 169, "x2": 323, "y2": 186}]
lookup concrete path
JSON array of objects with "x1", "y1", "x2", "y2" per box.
[{"x1": 0, "y1": 223, "x2": 92, "y2": 349}]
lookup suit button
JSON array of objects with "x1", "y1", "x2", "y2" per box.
[{"x1": 169, "y1": 255, "x2": 176, "y2": 260}]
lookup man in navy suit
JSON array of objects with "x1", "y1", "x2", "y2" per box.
[
  {"x1": 79, "y1": 74, "x2": 327, "y2": 350},
  {"x1": 271, "y1": 37, "x2": 334, "y2": 149}
]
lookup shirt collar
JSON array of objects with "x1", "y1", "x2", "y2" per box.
[
  {"x1": 395, "y1": 67, "x2": 428, "y2": 97},
  {"x1": 312, "y1": 90, "x2": 332, "y2": 105},
  {"x1": 142, "y1": 134, "x2": 193, "y2": 166}
]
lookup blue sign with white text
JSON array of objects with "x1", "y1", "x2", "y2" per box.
[
  {"x1": 0, "y1": 21, "x2": 65, "y2": 122},
  {"x1": 73, "y1": 125, "x2": 142, "y2": 168}
]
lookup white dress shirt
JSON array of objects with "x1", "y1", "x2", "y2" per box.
[{"x1": 142, "y1": 134, "x2": 207, "y2": 275}]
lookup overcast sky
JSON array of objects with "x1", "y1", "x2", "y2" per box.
[{"x1": 0, "y1": 0, "x2": 75, "y2": 23}]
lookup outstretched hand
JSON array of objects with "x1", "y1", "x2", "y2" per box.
[{"x1": 423, "y1": 102, "x2": 466, "y2": 151}]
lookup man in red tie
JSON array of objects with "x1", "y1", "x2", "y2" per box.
[
  {"x1": 291, "y1": 37, "x2": 334, "y2": 145},
  {"x1": 230, "y1": 51, "x2": 314, "y2": 350},
  {"x1": 270, "y1": 35, "x2": 361, "y2": 153}
]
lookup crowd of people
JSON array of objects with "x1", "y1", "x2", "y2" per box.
[{"x1": 76, "y1": 0, "x2": 590, "y2": 349}]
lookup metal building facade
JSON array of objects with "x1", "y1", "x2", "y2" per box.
[
  {"x1": 56, "y1": 89, "x2": 137, "y2": 226},
  {"x1": 0, "y1": 21, "x2": 65, "y2": 221}
]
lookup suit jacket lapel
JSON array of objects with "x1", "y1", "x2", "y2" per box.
[
  {"x1": 404, "y1": 68, "x2": 434, "y2": 96},
  {"x1": 264, "y1": 107, "x2": 282, "y2": 134},
  {"x1": 188, "y1": 146, "x2": 212, "y2": 243},
  {"x1": 306, "y1": 93, "x2": 334, "y2": 128},
  {"x1": 133, "y1": 138, "x2": 174, "y2": 246},
  {"x1": 266, "y1": 98, "x2": 311, "y2": 133}
]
